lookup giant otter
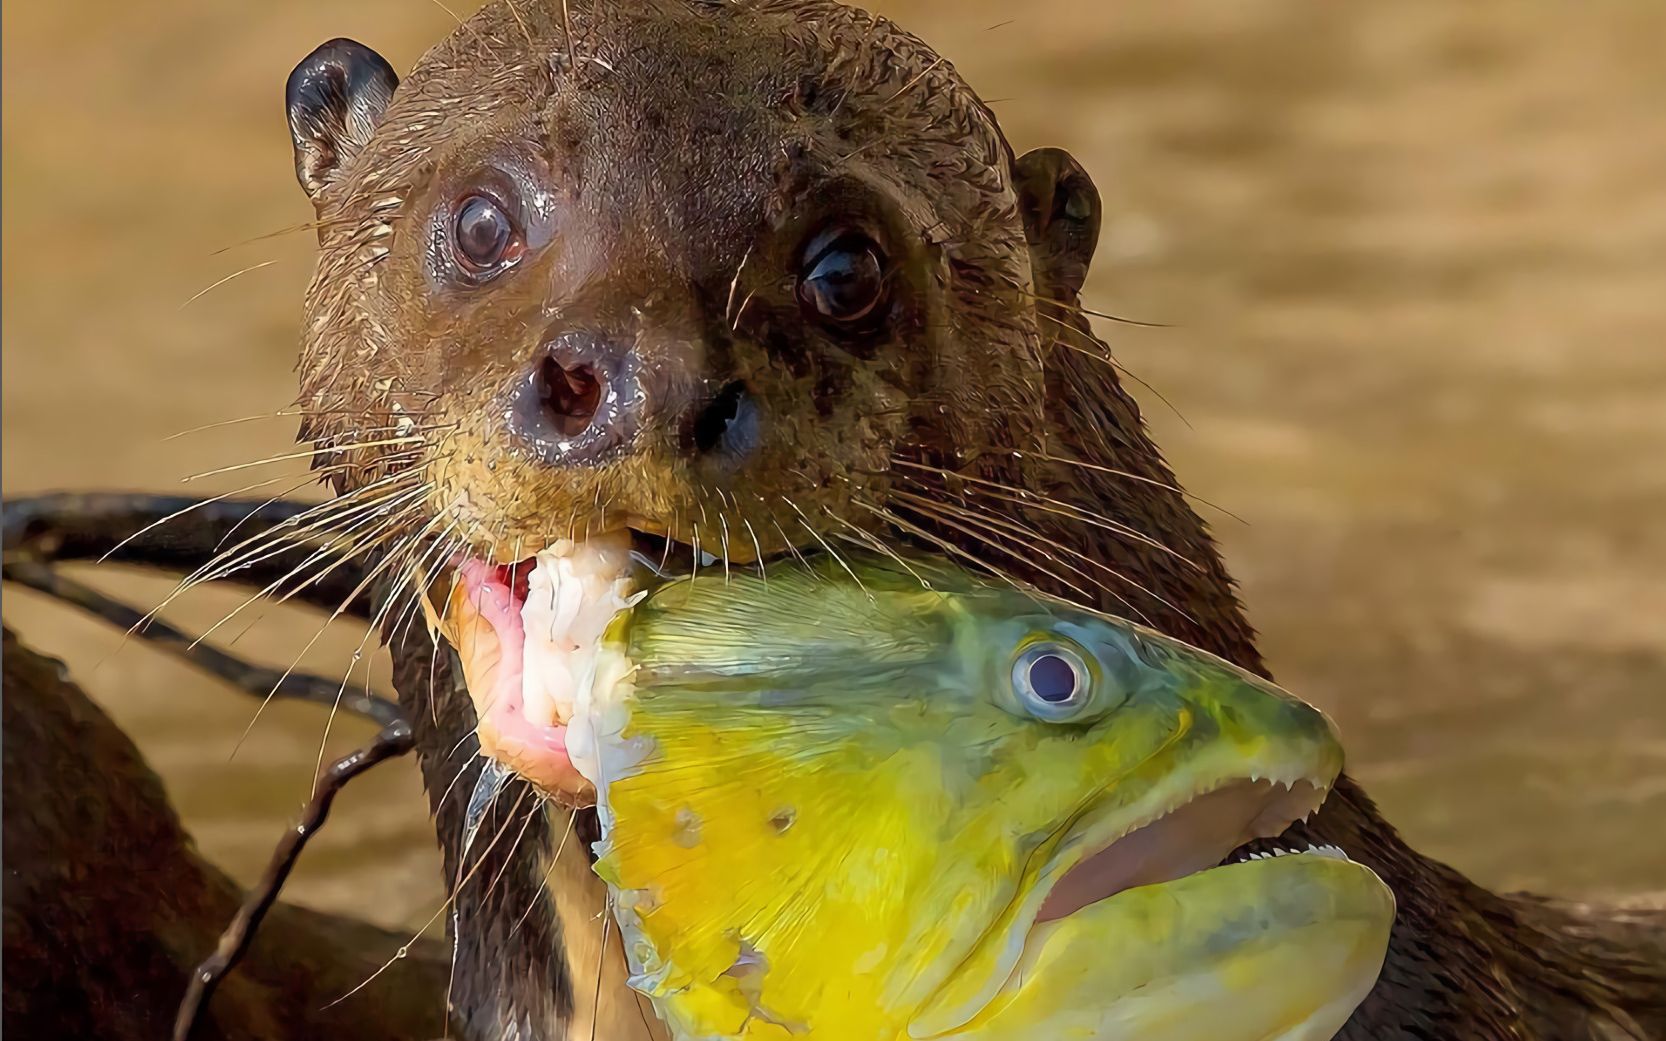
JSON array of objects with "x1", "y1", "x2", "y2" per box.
[{"x1": 281, "y1": 1, "x2": 1663, "y2": 1038}]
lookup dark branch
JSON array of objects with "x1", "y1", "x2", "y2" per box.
[
  {"x1": 0, "y1": 559, "x2": 403, "y2": 728},
  {"x1": 171, "y1": 717, "x2": 417, "y2": 1041},
  {"x1": 1, "y1": 492, "x2": 375, "y2": 619}
]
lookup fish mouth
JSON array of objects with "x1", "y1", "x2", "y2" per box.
[
  {"x1": 1034, "y1": 775, "x2": 1333, "y2": 924},
  {"x1": 430, "y1": 530, "x2": 782, "y2": 804},
  {"x1": 913, "y1": 758, "x2": 1353, "y2": 1035}
]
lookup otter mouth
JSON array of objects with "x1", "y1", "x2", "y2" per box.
[{"x1": 431, "y1": 529, "x2": 790, "y2": 803}]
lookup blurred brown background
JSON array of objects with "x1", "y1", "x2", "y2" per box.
[{"x1": 3, "y1": 0, "x2": 1663, "y2": 932}]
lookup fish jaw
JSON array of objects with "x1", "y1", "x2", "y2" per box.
[
  {"x1": 432, "y1": 534, "x2": 637, "y2": 804},
  {"x1": 924, "y1": 852, "x2": 1394, "y2": 1041}
]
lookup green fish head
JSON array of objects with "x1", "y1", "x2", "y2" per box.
[{"x1": 568, "y1": 555, "x2": 1394, "y2": 1041}]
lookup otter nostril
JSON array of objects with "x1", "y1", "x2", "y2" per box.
[
  {"x1": 692, "y1": 380, "x2": 760, "y2": 462},
  {"x1": 505, "y1": 332, "x2": 638, "y2": 466},
  {"x1": 538, "y1": 356, "x2": 603, "y2": 437}
]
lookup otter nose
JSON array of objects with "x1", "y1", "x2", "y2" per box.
[
  {"x1": 504, "y1": 332, "x2": 641, "y2": 465},
  {"x1": 504, "y1": 331, "x2": 763, "y2": 468}
]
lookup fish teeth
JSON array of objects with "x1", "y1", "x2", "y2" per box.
[{"x1": 1235, "y1": 842, "x2": 1352, "y2": 864}]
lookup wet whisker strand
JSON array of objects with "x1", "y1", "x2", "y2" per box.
[{"x1": 887, "y1": 492, "x2": 1101, "y2": 606}]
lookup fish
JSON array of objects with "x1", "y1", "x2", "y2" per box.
[{"x1": 439, "y1": 544, "x2": 1395, "y2": 1041}]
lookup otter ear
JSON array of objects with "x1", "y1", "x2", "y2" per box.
[
  {"x1": 1013, "y1": 147, "x2": 1102, "y2": 300},
  {"x1": 286, "y1": 38, "x2": 399, "y2": 201}
]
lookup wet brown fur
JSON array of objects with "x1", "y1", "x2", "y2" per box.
[{"x1": 290, "y1": 2, "x2": 1664, "y2": 1039}]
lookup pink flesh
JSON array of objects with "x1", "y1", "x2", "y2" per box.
[
  {"x1": 1035, "y1": 779, "x2": 1319, "y2": 923},
  {"x1": 453, "y1": 558, "x2": 584, "y2": 800}
]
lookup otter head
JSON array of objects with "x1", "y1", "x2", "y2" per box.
[{"x1": 282, "y1": 0, "x2": 1150, "y2": 585}]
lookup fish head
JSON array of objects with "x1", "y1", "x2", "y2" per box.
[{"x1": 566, "y1": 556, "x2": 1394, "y2": 1041}]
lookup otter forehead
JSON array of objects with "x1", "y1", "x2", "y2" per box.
[{"x1": 337, "y1": 0, "x2": 1013, "y2": 254}]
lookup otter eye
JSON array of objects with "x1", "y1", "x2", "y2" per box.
[
  {"x1": 797, "y1": 229, "x2": 886, "y2": 325},
  {"x1": 1012, "y1": 643, "x2": 1092, "y2": 722},
  {"x1": 451, "y1": 194, "x2": 522, "y2": 276}
]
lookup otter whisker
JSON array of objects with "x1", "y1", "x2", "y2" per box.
[
  {"x1": 230, "y1": 503, "x2": 445, "y2": 759},
  {"x1": 203, "y1": 461, "x2": 412, "y2": 555},
  {"x1": 427, "y1": 0, "x2": 496, "y2": 57},
  {"x1": 891, "y1": 459, "x2": 1198, "y2": 569},
  {"x1": 660, "y1": 508, "x2": 679, "y2": 573},
  {"x1": 191, "y1": 466, "x2": 427, "y2": 571},
  {"x1": 590, "y1": 894, "x2": 613, "y2": 1041},
  {"x1": 968, "y1": 483, "x2": 1199, "y2": 572},
  {"x1": 328, "y1": 781, "x2": 529, "y2": 1010},
  {"x1": 739, "y1": 516, "x2": 768, "y2": 583},
  {"x1": 187, "y1": 487, "x2": 429, "y2": 629},
  {"x1": 183, "y1": 485, "x2": 432, "y2": 648},
  {"x1": 822, "y1": 507, "x2": 932, "y2": 591},
  {"x1": 209, "y1": 211, "x2": 370, "y2": 255},
  {"x1": 493, "y1": 0, "x2": 533, "y2": 52},
  {"x1": 725, "y1": 243, "x2": 754, "y2": 328},
  {"x1": 884, "y1": 55, "x2": 943, "y2": 105},
  {"x1": 888, "y1": 491, "x2": 1107, "y2": 609},
  {"x1": 311, "y1": 514, "x2": 444, "y2": 782},
  {"x1": 161, "y1": 408, "x2": 311, "y2": 442},
  {"x1": 136, "y1": 475, "x2": 427, "y2": 639},
  {"x1": 892, "y1": 486, "x2": 1189, "y2": 625},
  {"x1": 159, "y1": 405, "x2": 442, "y2": 445},
  {"x1": 172, "y1": 467, "x2": 422, "y2": 581},
  {"x1": 479, "y1": 796, "x2": 543, "y2": 914},
  {"x1": 767, "y1": 508, "x2": 821, "y2": 582},
  {"x1": 179, "y1": 259, "x2": 280, "y2": 310},
  {"x1": 508, "y1": 808, "x2": 575, "y2": 942},
  {"x1": 450, "y1": 783, "x2": 534, "y2": 1017},
  {"x1": 849, "y1": 499, "x2": 1040, "y2": 601},
  {"x1": 717, "y1": 511, "x2": 733, "y2": 587},
  {"x1": 1037, "y1": 311, "x2": 1191, "y2": 429},
  {"x1": 95, "y1": 469, "x2": 334, "y2": 565},
  {"x1": 182, "y1": 435, "x2": 433, "y2": 482},
  {"x1": 388, "y1": 523, "x2": 463, "y2": 650},
  {"x1": 558, "y1": 0, "x2": 575, "y2": 71},
  {"x1": 688, "y1": 522, "x2": 702, "y2": 585},
  {"x1": 1018, "y1": 287, "x2": 1169, "y2": 329},
  {"x1": 783, "y1": 496, "x2": 870, "y2": 600},
  {"x1": 437, "y1": 745, "x2": 487, "y2": 813},
  {"x1": 1017, "y1": 449, "x2": 1247, "y2": 524}
]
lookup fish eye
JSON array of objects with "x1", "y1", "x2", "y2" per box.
[{"x1": 1012, "y1": 643, "x2": 1092, "y2": 722}]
